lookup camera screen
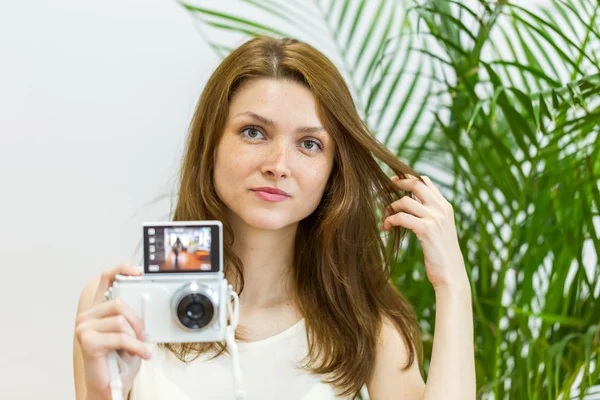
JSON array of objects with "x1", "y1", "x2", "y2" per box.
[{"x1": 143, "y1": 224, "x2": 219, "y2": 273}]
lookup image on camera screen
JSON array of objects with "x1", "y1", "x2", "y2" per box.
[{"x1": 145, "y1": 226, "x2": 215, "y2": 273}]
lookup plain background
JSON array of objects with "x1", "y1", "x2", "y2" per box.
[
  {"x1": 0, "y1": 0, "x2": 588, "y2": 399},
  {"x1": 0, "y1": 0, "x2": 220, "y2": 398}
]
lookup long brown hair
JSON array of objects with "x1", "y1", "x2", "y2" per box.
[{"x1": 166, "y1": 36, "x2": 423, "y2": 397}]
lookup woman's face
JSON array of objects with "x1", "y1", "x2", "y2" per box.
[{"x1": 214, "y1": 78, "x2": 335, "y2": 231}]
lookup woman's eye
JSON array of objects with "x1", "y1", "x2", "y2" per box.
[
  {"x1": 239, "y1": 127, "x2": 323, "y2": 153},
  {"x1": 301, "y1": 140, "x2": 322, "y2": 152},
  {"x1": 240, "y1": 127, "x2": 264, "y2": 140},
  {"x1": 302, "y1": 141, "x2": 315, "y2": 150}
]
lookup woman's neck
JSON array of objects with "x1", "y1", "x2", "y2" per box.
[{"x1": 226, "y1": 217, "x2": 298, "y2": 311}]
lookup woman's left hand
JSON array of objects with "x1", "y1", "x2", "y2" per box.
[{"x1": 382, "y1": 175, "x2": 468, "y2": 291}]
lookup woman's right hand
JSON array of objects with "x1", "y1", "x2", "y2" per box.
[{"x1": 74, "y1": 264, "x2": 152, "y2": 400}]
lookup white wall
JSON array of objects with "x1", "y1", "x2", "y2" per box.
[{"x1": 0, "y1": 0, "x2": 220, "y2": 398}]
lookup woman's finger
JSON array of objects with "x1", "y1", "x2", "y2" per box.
[
  {"x1": 385, "y1": 196, "x2": 429, "y2": 219},
  {"x1": 77, "y1": 299, "x2": 145, "y2": 341},
  {"x1": 382, "y1": 211, "x2": 422, "y2": 233},
  {"x1": 392, "y1": 176, "x2": 436, "y2": 205},
  {"x1": 92, "y1": 264, "x2": 142, "y2": 306},
  {"x1": 79, "y1": 331, "x2": 151, "y2": 361},
  {"x1": 78, "y1": 315, "x2": 138, "y2": 339},
  {"x1": 421, "y1": 175, "x2": 444, "y2": 198}
]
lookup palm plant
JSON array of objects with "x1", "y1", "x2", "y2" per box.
[{"x1": 175, "y1": 0, "x2": 600, "y2": 398}]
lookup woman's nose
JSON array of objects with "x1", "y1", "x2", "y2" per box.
[{"x1": 261, "y1": 143, "x2": 291, "y2": 179}]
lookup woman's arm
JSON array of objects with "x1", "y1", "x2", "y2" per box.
[
  {"x1": 369, "y1": 175, "x2": 476, "y2": 399},
  {"x1": 423, "y1": 278, "x2": 475, "y2": 400},
  {"x1": 366, "y1": 275, "x2": 475, "y2": 400},
  {"x1": 73, "y1": 265, "x2": 147, "y2": 400}
]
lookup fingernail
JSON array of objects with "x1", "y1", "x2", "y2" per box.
[{"x1": 135, "y1": 266, "x2": 143, "y2": 274}]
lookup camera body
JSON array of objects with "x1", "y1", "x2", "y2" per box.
[
  {"x1": 108, "y1": 220, "x2": 229, "y2": 343},
  {"x1": 110, "y1": 273, "x2": 228, "y2": 343}
]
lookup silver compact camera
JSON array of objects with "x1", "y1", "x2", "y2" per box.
[{"x1": 107, "y1": 221, "x2": 230, "y2": 343}]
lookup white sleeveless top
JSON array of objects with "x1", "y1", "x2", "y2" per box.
[{"x1": 130, "y1": 319, "x2": 355, "y2": 400}]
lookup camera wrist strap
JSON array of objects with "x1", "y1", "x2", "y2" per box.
[
  {"x1": 226, "y1": 284, "x2": 246, "y2": 400},
  {"x1": 107, "y1": 350, "x2": 126, "y2": 400},
  {"x1": 107, "y1": 285, "x2": 246, "y2": 400}
]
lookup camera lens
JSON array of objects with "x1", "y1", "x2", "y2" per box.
[
  {"x1": 176, "y1": 292, "x2": 214, "y2": 330},
  {"x1": 187, "y1": 303, "x2": 204, "y2": 320}
]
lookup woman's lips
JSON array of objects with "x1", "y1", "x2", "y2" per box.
[{"x1": 251, "y1": 190, "x2": 290, "y2": 202}]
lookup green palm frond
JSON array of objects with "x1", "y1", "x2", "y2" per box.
[{"x1": 177, "y1": 0, "x2": 600, "y2": 398}]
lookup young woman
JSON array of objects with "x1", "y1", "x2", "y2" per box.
[{"x1": 73, "y1": 36, "x2": 475, "y2": 400}]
